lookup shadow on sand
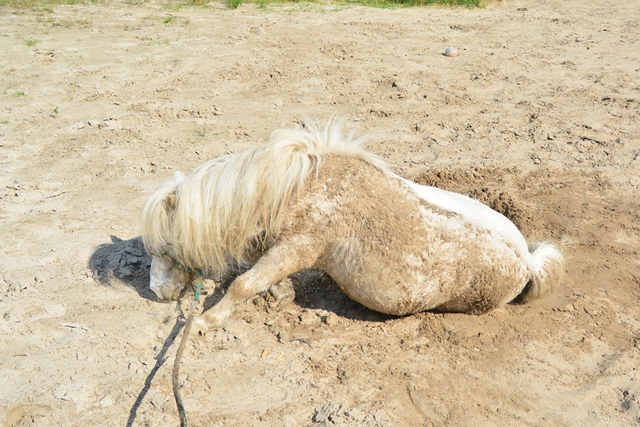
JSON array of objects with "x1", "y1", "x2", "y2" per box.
[
  {"x1": 87, "y1": 235, "x2": 391, "y2": 426},
  {"x1": 88, "y1": 235, "x2": 156, "y2": 301}
]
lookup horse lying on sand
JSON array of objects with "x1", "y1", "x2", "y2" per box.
[{"x1": 140, "y1": 122, "x2": 564, "y2": 335}]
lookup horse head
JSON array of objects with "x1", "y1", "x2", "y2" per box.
[{"x1": 149, "y1": 255, "x2": 194, "y2": 302}]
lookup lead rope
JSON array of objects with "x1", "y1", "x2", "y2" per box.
[{"x1": 172, "y1": 277, "x2": 202, "y2": 427}]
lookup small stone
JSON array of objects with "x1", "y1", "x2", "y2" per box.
[
  {"x1": 345, "y1": 408, "x2": 366, "y2": 422},
  {"x1": 277, "y1": 330, "x2": 290, "y2": 343},
  {"x1": 322, "y1": 312, "x2": 339, "y2": 327},
  {"x1": 99, "y1": 394, "x2": 113, "y2": 408},
  {"x1": 313, "y1": 403, "x2": 337, "y2": 423},
  {"x1": 53, "y1": 385, "x2": 68, "y2": 400},
  {"x1": 128, "y1": 361, "x2": 142, "y2": 371},
  {"x1": 297, "y1": 310, "x2": 318, "y2": 325},
  {"x1": 583, "y1": 302, "x2": 601, "y2": 316},
  {"x1": 151, "y1": 393, "x2": 166, "y2": 410},
  {"x1": 103, "y1": 119, "x2": 119, "y2": 129},
  {"x1": 45, "y1": 304, "x2": 66, "y2": 317}
]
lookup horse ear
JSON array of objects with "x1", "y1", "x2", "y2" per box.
[
  {"x1": 164, "y1": 193, "x2": 178, "y2": 211},
  {"x1": 164, "y1": 171, "x2": 184, "y2": 211}
]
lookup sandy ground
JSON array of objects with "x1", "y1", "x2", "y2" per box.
[{"x1": 1, "y1": 0, "x2": 639, "y2": 426}]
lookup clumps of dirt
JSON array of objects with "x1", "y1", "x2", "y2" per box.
[
  {"x1": 413, "y1": 167, "x2": 518, "y2": 192},
  {"x1": 310, "y1": 401, "x2": 391, "y2": 426},
  {"x1": 467, "y1": 187, "x2": 528, "y2": 232},
  {"x1": 413, "y1": 167, "x2": 533, "y2": 235}
]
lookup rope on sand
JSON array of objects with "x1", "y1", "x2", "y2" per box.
[{"x1": 172, "y1": 279, "x2": 202, "y2": 427}]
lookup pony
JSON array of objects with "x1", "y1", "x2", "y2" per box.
[{"x1": 140, "y1": 121, "x2": 564, "y2": 335}]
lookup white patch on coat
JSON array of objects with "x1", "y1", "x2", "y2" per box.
[{"x1": 398, "y1": 176, "x2": 528, "y2": 256}]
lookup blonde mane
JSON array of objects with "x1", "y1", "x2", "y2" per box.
[{"x1": 140, "y1": 121, "x2": 387, "y2": 275}]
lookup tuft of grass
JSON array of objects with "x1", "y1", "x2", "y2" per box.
[
  {"x1": 241, "y1": 0, "x2": 484, "y2": 8},
  {"x1": 336, "y1": 0, "x2": 482, "y2": 6},
  {"x1": 1, "y1": 0, "x2": 485, "y2": 10},
  {"x1": 225, "y1": 0, "x2": 243, "y2": 9},
  {"x1": 0, "y1": 0, "x2": 484, "y2": 12},
  {"x1": 195, "y1": 125, "x2": 207, "y2": 137},
  {"x1": 128, "y1": 103, "x2": 147, "y2": 112},
  {"x1": 163, "y1": 14, "x2": 173, "y2": 23},
  {"x1": 44, "y1": 17, "x2": 91, "y2": 28},
  {"x1": 13, "y1": 90, "x2": 26, "y2": 97},
  {"x1": 0, "y1": 0, "x2": 91, "y2": 6},
  {"x1": 26, "y1": 39, "x2": 39, "y2": 46}
]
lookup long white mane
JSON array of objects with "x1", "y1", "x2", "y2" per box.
[{"x1": 140, "y1": 121, "x2": 387, "y2": 275}]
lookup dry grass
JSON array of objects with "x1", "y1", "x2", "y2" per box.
[{"x1": 0, "y1": 0, "x2": 484, "y2": 9}]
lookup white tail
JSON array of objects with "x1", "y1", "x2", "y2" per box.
[{"x1": 518, "y1": 241, "x2": 565, "y2": 303}]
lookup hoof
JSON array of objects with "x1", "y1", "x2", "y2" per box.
[
  {"x1": 191, "y1": 316, "x2": 210, "y2": 336},
  {"x1": 269, "y1": 278, "x2": 296, "y2": 307}
]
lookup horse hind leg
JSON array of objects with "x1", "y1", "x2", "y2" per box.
[{"x1": 192, "y1": 239, "x2": 319, "y2": 335}]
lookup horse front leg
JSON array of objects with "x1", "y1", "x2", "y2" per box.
[{"x1": 192, "y1": 239, "x2": 320, "y2": 335}]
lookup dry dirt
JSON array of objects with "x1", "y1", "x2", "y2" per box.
[{"x1": 1, "y1": 0, "x2": 639, "y2": 426}]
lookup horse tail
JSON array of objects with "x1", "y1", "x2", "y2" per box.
[{"x1": 517, "y1": 241, "x2": 565, "y2": 304}]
